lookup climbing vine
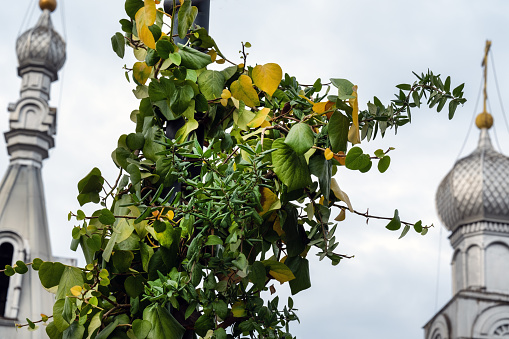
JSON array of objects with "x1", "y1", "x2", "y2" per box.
[{"x1": 2, "y1": 0, "x2": 466, "y2": 338}]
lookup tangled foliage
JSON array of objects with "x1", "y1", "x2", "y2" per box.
[{"x1": 3, "y1": 0, "x2": 466, "y2": 338}]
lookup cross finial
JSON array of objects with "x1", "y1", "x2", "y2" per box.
[{"x1": 476, "y1": 40, "x2": 493, "y2": 130}]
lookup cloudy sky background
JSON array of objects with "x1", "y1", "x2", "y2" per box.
[{"x1": 1, "y1": 1, "x2": 509, "y2": 338}]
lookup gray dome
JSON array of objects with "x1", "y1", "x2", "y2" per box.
[
  {"x1": 436, "y1": 129, "x2": 509, "y2": 232},
  {"x1": 16, "y1": 9, "x2": 66, "y2": 80}
]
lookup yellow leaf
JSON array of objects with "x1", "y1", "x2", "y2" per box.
[
  {"x1": 334, "y1": 151, "x2": 346, "y2": 166},
  {"x1": 139, "y1": 24, "x2": 156, "y2": 50},
  {"x1": 133, "y1": 62, "x2": 152, "y2": 85},
  {"x1": 324, "y1": 148, "x2": 334, "y2": 160},
  {"x1": 135, "y1": 1, "x2": 157, "y2": 49},
  {"x1": 348, "y1": 85, "x2": 360, "y2": 144},
  {"x1": 220, "y1": 98, "x2": 228, "y2": 107},
  {"x1": 247, "y1": 107, "x2": 270, "y2": 128},
  {"x1": 313, "y1": 102, "x2": 328, "y2": 114},
  {"x1": 269, "y1": 270, "x2": 294, "y2": 283},
  {"x1": 266, "y1": 261, "x2": 296, "y2": 283},
  {"x1": 305, "y1": 202, "x2": 314, "y2": 220},
  {"x1": 230, "y1": 75, "x2": 260, "y2": 108},
  {"x1": 258, "y1": 187, "x2": 281, "y2": 215},
  {"x1": 232, "y1": 301, "x2": 247, "y2": 317},
  {"x1": 164, "y1": 210, "x2": 174, "y2": 220},
  {"x1": 298, "y1": 95, "x2": 314, "y2": 105},
  {"x1": 330, "y1": 178, "x2": 353, "y2": 212},
  {"x1": 252, "y1": 63, "x2": 283, "y2": 96},
  {"x1": 216, "y1": 59, "x2": 226, "y2": 64},
  {"x1": 70, "y1": 285, "x2": 82, "y2": 297},
  {"x1": 207, "y1": 49, "x2": 217, "y2": 62},
  {"x1": 335, "y1": 208, "x2": 346, "y2": 221},
  {"x1": 273, "y1": 216, "x2": 284, "y2": 236},
  {"x1": 319, "y1": 196, "x2": 325, "y2": 205},
  {"x1": 221, "y1": 89, "x2": 231, "y2": 100}
]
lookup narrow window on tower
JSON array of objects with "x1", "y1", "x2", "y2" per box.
[{"x1": 0, "y1": 242, "x2": 14, "y2": 318}]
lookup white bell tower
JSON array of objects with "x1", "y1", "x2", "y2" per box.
[{"x1": 0, "y1": 0, "x2": 66, "y2": 337}]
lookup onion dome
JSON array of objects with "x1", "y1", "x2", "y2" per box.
[
  {"x1": 15, "y1": 1, "x2": 66, "y2": 80},
  {"x1": 436, "y1": 113, "x2": 509, "y2": 232}
]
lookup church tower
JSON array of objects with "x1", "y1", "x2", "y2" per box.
[
  {"x1": 424, "y1": 41, "x2": 509, "y2": 339},
  {"x1": 0, "y1": 0, "x2": 65, "y2": 337}
]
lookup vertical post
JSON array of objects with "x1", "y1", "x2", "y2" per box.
[
  {"x1": 163, "y1": 0, "x2": 210, "y2": 45},
  {"x1": 162, "y1": 3, "x2": 211, "y2": 337}
]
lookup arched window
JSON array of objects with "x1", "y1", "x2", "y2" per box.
[
  {"x1": 493, "y1": 323, "x2": 509, "y2": 336},
  {"x1": 0, "y1": 242, "x2": 14, "y2": 317},
  {"x1": 486, "y1": 242, "x2": 509, "y2": 293},
  {"x1": 0, "y1": 231, "x2": 26, "y2": 320},
  {"x1": 466, "y1": 245, "x2": 481, "y2": 288}
]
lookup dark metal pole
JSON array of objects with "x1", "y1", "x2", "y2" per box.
[{"x1": 161, "y1": 3, "x2": 211, "y2": 337}]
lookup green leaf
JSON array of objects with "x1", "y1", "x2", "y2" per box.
[
  {"x1": 39, "y1": 262, "x2": 65, "y2": 291},
  {"x1": 329, "y1": 111, "x2": 349, "y2": 152},
  {"x1": 212, "y1": 300, "x2": 228, "y2": 320},
  {"x1": 98, "y1": 208, "x2": 116, "y2": 225},
  {"x1": 155, "y1": 39, "x2": 175, "y2": 59},
  {"x1": 285, "y1": 256, "x2": 311, "y2": 295},
  {"x1": 194, "y1": 314, "x2": 214, "y2": 337},
  {"x1": 111, "y1": 32, "x2": 125, "y2": 59},
  {"x1": 143, "y1": 304, "x2": 185, "y2": 339},
  {"x1": 133, "y1": 319, "x2": 152, "y2": 339},
  {"x1": 125, "y1": 0, "x2": 144, "y2": 19},
  {"x1": 386, "y1": 209, "x2": 401, "y2": 231},
  {"x1": 185, "y1": 301, "x2": 198, "y2": 320},
  {"x1": 125, "y1": 275, "x2": 145, "y2": 298},
  {"x1": 232, "y1": 253, "x2": 248, "y2": 271},
  {"x1": 46, "y1": 321, "x2": 63, "y2": 339},
  {"x1": 452, "y1": 83, "x2": 465, "y2": 97},
  {"x1": 127, "y1": 163, "x2": 142, "y2": 196},
  {"x1": 170, "y1": 83, "x2": 194, "y2": 115},
  {"x1": 126, "y1": 132, "x2": 145, "y2": 150},
  {"x1": 378, "y1": 155, "x2": 391, "y2": 173},
  {"x1": 177, "y1": 0, "x2": 198, "y2": 39},
  {"x1": 214, "y1": 328, "x2": 227, "y2": 339},
  {"x1": 396, "y1": 83, "x2": 411, "y2": 91},
  {"x1": 197, "y1": 70, "x2": 226, "y2": 100},
  {"x1": 330, "y1": 78, "x2": 355, "y2": 100},
  {"x1": 4, "y1": 265, "x2": 15, "y2": 276},
  {"x1": 204, "y1": 235, "x2": 223, "y2": 246},
  {"x1": 53, "y1": 299, "x2": 70, "y2": 332},
  {"x1": 248, "y1": 261, "x2": 266, "y2": 291},
  {"x1": 345, "y1": 147, "x2": 371, "y2": 171},
  {"x1": 399, "y1": 225, "x2": 411, "y2": 239},
  {"x1": 95, "y1": 319, "x2": 119, "y2": 339},
  {"x1": 284, "y1": 123, "x2": 314, "y2": 155},
  {"x1": 14, "y1": 260, "x2": 28, "y2": 274},
  {"x1": 56, "y1": 266, "x2": 85, "y2": 300},
  {"x1": 414, "y1": 220, "x2": 423, "y2": 233},
  {"x1": 112, "y1": 250, "x2": 134, "y2": 272},
  {"x1": 175, "y1": 118, "x2": 199, "y2": 143},
  {"x1": 77, "y1": 168, "x2": 104, "y2": 206},
  {"x1": 308, "y1": 154, "x2": 332, "y2": 202},
  {"x1": 449, "y1": 100, "x2": 458, "y2": 120},
  {"x1": 62, "y1": 297, "x2": 74, "y2": 324},
  {"x1": 140, "y1": 241, "x2": 154, "y2": 272},
  {"x1": 32, "y1": 258, "x2": 43, "y2": 270},
  {"x1": 143, "y1": 124, "x2": 166, "y2": 162},
  {"x1": 178, "y1": 44, "x2": 212, "y2": 70},
  {"x1": 282, "y1": 205, "x2": 307, "y2": 257},
  {"x1": 272, "y1": 138, "x2": 312, "y2": 192}
]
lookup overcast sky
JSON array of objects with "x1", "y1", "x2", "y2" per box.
[{"x1": 1, "y1": 1, "x2": 509, "y2": 338}]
